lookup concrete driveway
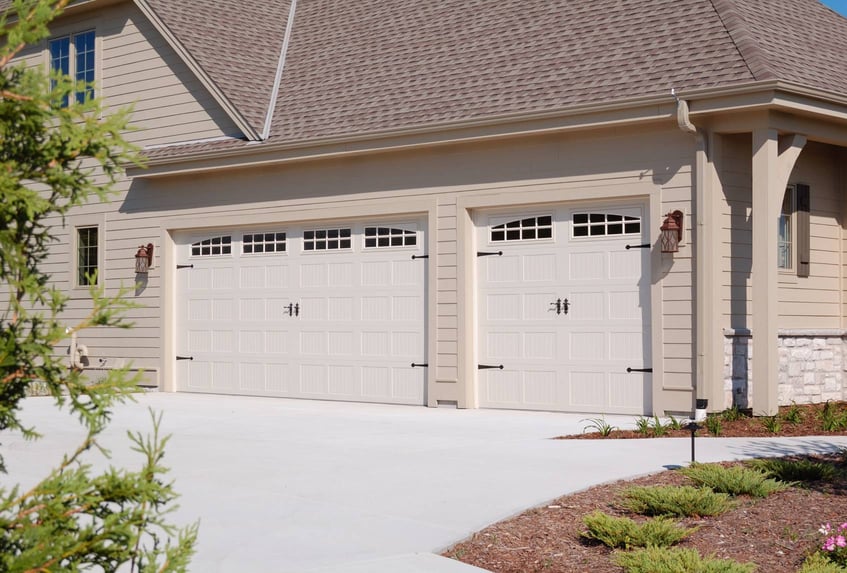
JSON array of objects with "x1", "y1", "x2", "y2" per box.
[{"x1": 3, "y1": 394, "x2": 847, "y2": 572}]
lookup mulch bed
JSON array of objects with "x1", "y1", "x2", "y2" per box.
[
  {"x1": 559, "y1": 402, "x2": 847, "y2": 440},
  {"x1": 445, "y1": 402, "x2": 847, "y2": 572},
  {"x1": 444, "y1": 454, "x2": 847, "y2": 573}
]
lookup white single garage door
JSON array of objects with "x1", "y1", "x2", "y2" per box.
[
  {"x1": 476, "y1": 204, "x2": 651, "y2": 415},
  {"x1": 174, "y1": 219, "x2": 428, "y2": 405}
]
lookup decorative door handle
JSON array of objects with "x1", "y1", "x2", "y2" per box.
[
  {"x1": 550, "y1": 298, "x2": 562, "y2": 315},
  {"x1": 562, "y1": 298, "x2": 570, "y2": 315},
  {"x1": 285, "y1": 303, "x2": 300, "y2": 317}
]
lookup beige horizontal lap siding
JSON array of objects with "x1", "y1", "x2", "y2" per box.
[
  {"x1": 97, "y1": 3, "x2": 241, "y2": 146},
  {"x1": 720, "y1": 136, "x2": 844, "y2": 331},
  {"x1": 661, "y1": 165, "x2": 694, "y2": 391}
]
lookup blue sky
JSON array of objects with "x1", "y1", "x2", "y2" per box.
[{"x1": 821, "y1": 0, "x2": 847, "y2": 16}]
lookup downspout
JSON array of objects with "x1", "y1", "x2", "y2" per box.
[{"x1": 672, "y1": 89, "x2": 710, "y2": 422}]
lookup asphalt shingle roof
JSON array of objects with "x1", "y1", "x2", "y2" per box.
[{"x1": 3, "y1": 0, "x2": 847, "y2": 161}]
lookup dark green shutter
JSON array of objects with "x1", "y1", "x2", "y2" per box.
[{"x1": 796, "y1": 184, "x2": 810, "y2": 277}]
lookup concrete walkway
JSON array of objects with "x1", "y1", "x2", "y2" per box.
[{"x1": 3, "y1": 394, "x2": 847, "y2": 572}]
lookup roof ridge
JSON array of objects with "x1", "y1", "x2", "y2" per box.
[{"x1": 709, "y1": 0, "x2": 778, "y2": 80}]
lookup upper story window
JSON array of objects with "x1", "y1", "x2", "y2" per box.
[{"x1": 49, "y1": 30, "x2": 95, "y2": 106}]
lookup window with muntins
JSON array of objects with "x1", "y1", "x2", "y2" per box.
[
  {"x1": 49, "y1": 30, "x2": 95, "y2": 105},
  {"x1": 191, "y1": 236, "x2": 232, "y2": 257},
  {"x1": 572, "y1": 213, "x2": 641, "y2": 237},
  {"x1": 364, "y1": 226, "x2": 417, "y2": 248},
  {"x1": 304, "y1": 229, "x2": 351, "y2": 251},
  {"x1": 243, "y1": 232, "x2": 286, "y2": 254},
  {"x1": 490, "y1": 216, "x2": 553, "y2": 242},
  {"x1": 76, "y1": 226, "x2": 98, "y2": 286}
]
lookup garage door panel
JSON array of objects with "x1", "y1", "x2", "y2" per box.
[
  {"x1": 478, "y1": 204, "x2": 651, "y2": 414},
  {"x1": 175, "y1": 220, "x2": 427, "y2": 405}
]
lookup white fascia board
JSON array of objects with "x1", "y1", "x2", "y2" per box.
[{"x1": 132, "y1": 0, "x2": 261, "y2": 141}]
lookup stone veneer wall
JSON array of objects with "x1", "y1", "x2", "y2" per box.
[{"x1": 723, "y1": 329, "x2": 847, "y2": 410}]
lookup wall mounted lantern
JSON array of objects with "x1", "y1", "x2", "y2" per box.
[
  {"x1": 659, "y1": 210, "x2": 684, "y2": 253},
  {"x1": 134, "y1": 243, "x2": 154, "y2": 274}
]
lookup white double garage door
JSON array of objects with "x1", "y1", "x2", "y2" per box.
[
  {"x1": 175, "y1": 204, "x2": 651, "y2": 413},
  {"x1": 175, "y1": 219, "x2": 428, "y2": 405}
]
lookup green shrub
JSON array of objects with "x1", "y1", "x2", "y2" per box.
[
  {"x1": 621, "y1": 486, "x2": 733, "y2": 517},
  {"x1": 582, "y1": 417, "x2": 617, "y2": 436},
  {"x1": 760, "y1": 415, "x2": 782, "y2": 434},
  {"x1": 721, "y1": 406, "x2": 744, "y2": 422},
  {"x1": 652, "y1": 416, "x2": 669, "y2": 437},
  {"x1": 614, "y1": 547, "x2": 756, "y2": 573},
  {"x1": 681, "y1": 463, "x2": 788, "y2": 498},
  {"x1": 635, "y1": 417, "x2": 651, "y2": 436},
  {"x1": 667, "y1": 414, "x2": 684, "y2": 431},
  {"x1": 746, "y1": 458, "x2": 835, "y2": 484},
  {"x1": 799, "y1": 552, "x2": 847, "y2": 573},
  {"x1": 705, "y1": 415, "x2": 722, "y2": 436},
  {"x1": 783, "y1": 402, "x2": 804, "y2": 424},
  {"x1": 581, "y1": 511, "x2": 696, "y2": 549},
  {"x1": 821, "y1": 401, "x2": 847, "y2": 432}
]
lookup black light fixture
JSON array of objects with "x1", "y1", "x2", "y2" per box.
[
  {"x1": 659, "y1": 210, "x2": 684, "y2": 253},
  {"x1": 135, "y1": 243, "x2": 154, "y2": 274}
]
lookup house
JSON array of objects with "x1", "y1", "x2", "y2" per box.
[{"x1": 6, "y1": 0, "x2": 847, "y2": 416}]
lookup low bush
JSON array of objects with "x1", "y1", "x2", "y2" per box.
[
  {"x1": 582, "y1": 417, "x2": 617, "y2": 436},
  {"x1": 705, "y1": 415, "x2": 722, "y2": 436},
  {"x1": 821, "y1": 401, "x2": 847, "y2": 432},
  {"x1": 746, "y1": 458, "x2": 835, "y2": 484},
  {"x1": 614, "y1": 547, "x2": 756, "y2": 573},
  {"x1": 681, "y1": 463, "x2": 788, "y2": 498},
  {"x1": 760, "y1": 415, "x2": 782, "y2": 434},
  {"x1": 783, "y1": 402, "x2": 804, "y2": 424},
  {"x1": 799, "y1": 552, "x2": 847, "y2": 573},
  {"x1": 621, "y1": 485, "x2": 733, "y2": 518},
  {"x1": 581, "y1": 511, "x2": 696, "y2": 549}
]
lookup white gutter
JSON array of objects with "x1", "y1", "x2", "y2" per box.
[{"x1": 261, "y1": 0, "x2": 297, "y2": 140}]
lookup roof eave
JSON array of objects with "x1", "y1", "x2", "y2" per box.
[
  {"x1": 132, "y1": 0, "x2": 262, "y2": 141},
  {"x1": 132, "y1": 80, "x2": 847, "y2": 178}
]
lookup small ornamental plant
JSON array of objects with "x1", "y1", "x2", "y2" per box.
[{"x1": 819, "y1": 522, "x2": 847, "y2": 567}]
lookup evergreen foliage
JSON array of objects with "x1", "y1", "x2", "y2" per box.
[{"x1": 0, "y1": 0, "x2": 197, "y2": 569}]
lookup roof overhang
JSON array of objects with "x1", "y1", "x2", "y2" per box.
[{"x1": 131, "y1": 80, "x2": 847, "y2": 179}]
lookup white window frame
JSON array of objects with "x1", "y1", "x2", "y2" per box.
[{"x1": 68, "y1": 214, "x2": 105, "y2": 290}]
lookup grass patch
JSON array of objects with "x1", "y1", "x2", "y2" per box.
[
  {"x1": 680, "y1": 463, "x2": 788, "y2": 498},
  {"x1": 621, "y1": 485, "x2": 733, "y2": 518},
  {"x1": 581, "y1": 511, "x2": 696, "y2": 549},
  {"x1": 614, "y1": 547, "x2": 756, "y2": 573},
  {"x1": 746, "y1": 458, "x2": 836, "y2": 484}
]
